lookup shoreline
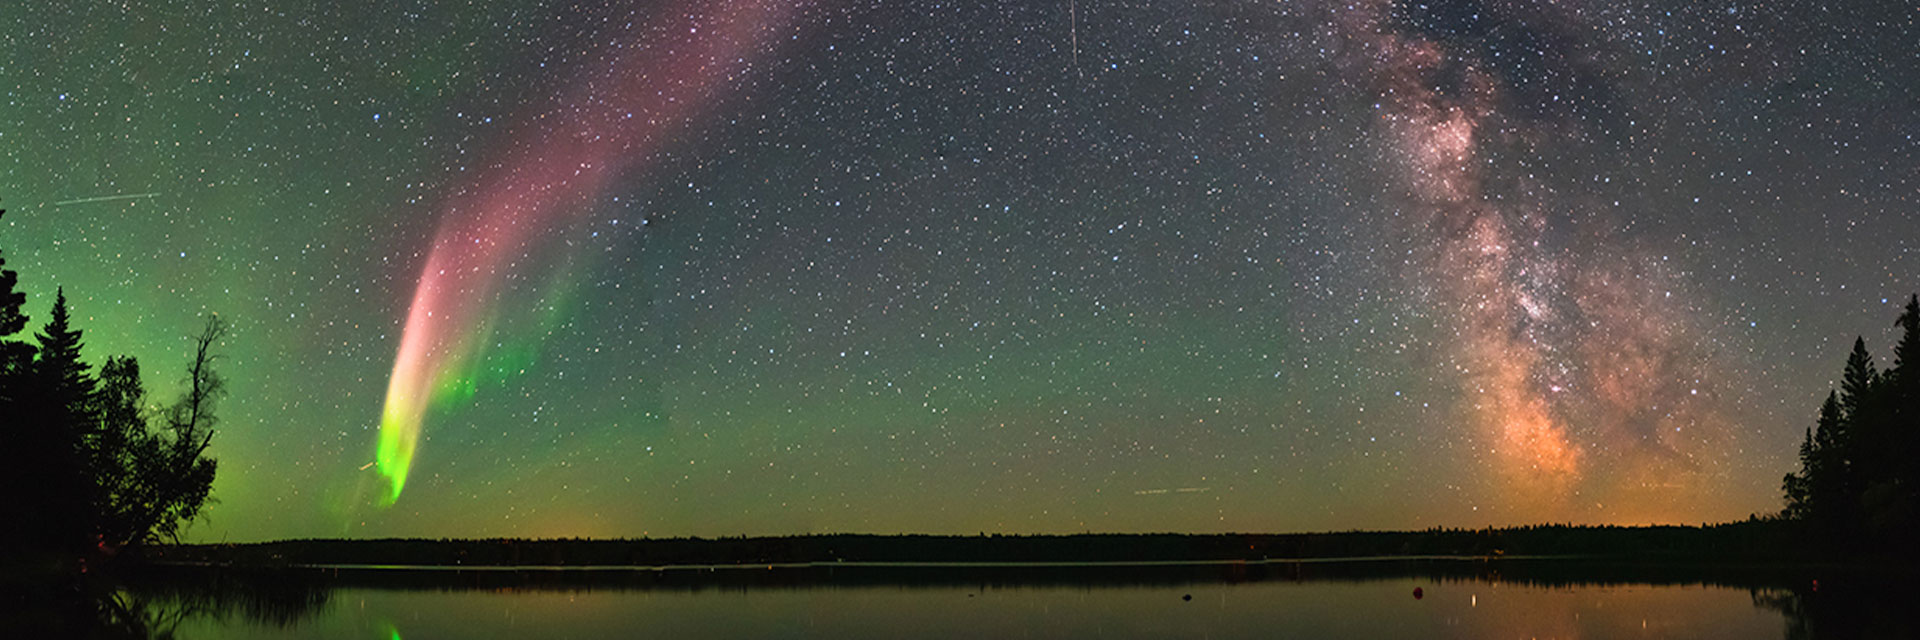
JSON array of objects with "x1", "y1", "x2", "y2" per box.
[
  {"x1": 143, "y1": 523, "x2": 1817, "y2": 569},
  {"x1": 151, "y1": 554, "x2": 1582, "y2": 572}
]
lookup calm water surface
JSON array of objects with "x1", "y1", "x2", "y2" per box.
[{"x1": 90, "y1": 560, "x2": 1908, "y2": 638}]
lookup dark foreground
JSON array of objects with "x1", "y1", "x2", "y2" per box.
[
  {"x1": 8, "y1": 555, "x2": 1919, "y2": 639},
  {"x1": 8, "y1": 522, "x2": 1919, "y2": 638}
]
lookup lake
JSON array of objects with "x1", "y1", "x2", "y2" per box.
[{"x1": 51, "y1": 559, "x2": 1919, "y2": 638}]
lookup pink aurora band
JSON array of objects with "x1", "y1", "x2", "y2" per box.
[{"x1": 376, "y1": 0, "x2": 804, "y2": 504}]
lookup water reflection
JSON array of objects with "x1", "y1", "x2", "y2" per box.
[
  {"x1": 1750, "y1": 577, "x2": 1918, "y2": 640},
  {"x1": 3, "y1": 567, "x2": 333, "y2": 639},
  {"x1": 11, "y1": 559, "x2": 1913, "y2": 638}
]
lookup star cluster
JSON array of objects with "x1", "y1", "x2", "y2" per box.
[{"x1": 1, "y1": 0, "x2": 1914, "y2": 540}]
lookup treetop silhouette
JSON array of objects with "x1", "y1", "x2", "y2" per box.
[
  {"x1": 0, "y1": 206, "x2": 227, "y2": 569},
  {"x1": 1780, "y1": 294, "x2": 1920, "y2": 555}
]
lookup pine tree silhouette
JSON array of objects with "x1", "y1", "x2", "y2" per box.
[
  {"x1": 0, "y1": 206, "x2": 29, "y2": 554},
  {"x1": 1780, "y1": 296, "x2": 1920, "y2": 557},
  {"x1": 26, "y1": 290, "x2": 100, "y2": 554},
  {"x1": 1809, "y1": 391, "x2": 1849, "y2": 533},
  {"x1": 1841, "y1": 337, "x2": 1879, "y2": 422},
  {"x1": 1, "y1": 207, "x2": 227, "y2": 568}
]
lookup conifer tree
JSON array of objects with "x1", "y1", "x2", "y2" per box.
[
  {"x1": 0, "y1": 208, "x2": 25, "y2": 341},
  {"x1": 1781, "y1": 426, "x2": 1815, "y2": 520},
  {"x1": 27, "y1": 290, "x2": 100, "y2": 553},
  {"x1": 0, "y1": 206, "x2": 28, "y2": 552},
  {"x1": 1840, "y1": 337, "x2": 1879, "y2": 422},
  {"x1": 0, "y1": 209, "x2": 228, "y2": 563},
  {"x1": 1890, "y1": 295, "x2": 1919, "y2": 459},
  {"x1": 0, "y1": 206, "x2": 32, "y2": 412},
  {"x1": 1894, "y1": 295, "x2": 1920, "y2": 391},
  {"x1": 1783, "y1": 299, "x2": 1920, "y2": 553},
  {"x1": 1838, "y1": 337, "x2": 1888, "y2": 515},
  {"x1": 1881, "y1": 295, "x2": 1920, "y2": 539},
  {"x1": 1807, "y1": 391, "x2": 1848, "y2": 529},
  {"x1": 35, "y1": 289, "x2": 92, "y2": 402}
]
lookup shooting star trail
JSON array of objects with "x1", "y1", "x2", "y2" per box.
[{"x1": 53, "y1": 192, "x2": 161, "y2": 206}]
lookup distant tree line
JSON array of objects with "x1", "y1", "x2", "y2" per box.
[
  {"x1": 1780, "y1": 294, "x2": 1920, "y2": 554},
  {"x1": 0, "y1": 206, "x2": 225, "y2": 570},
  {"x1": 152, "y1": 523, "x2": 1799, "y2": 568}
]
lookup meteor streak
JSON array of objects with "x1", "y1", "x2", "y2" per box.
[{"x1": 54, "y1": 192, "x2": 161, "y2": 206}]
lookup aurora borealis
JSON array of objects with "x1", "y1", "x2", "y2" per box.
[
  {"x1": 2, "y1": 0, "x2": 1914, "y2": 540},
  {"x1": 375, "y1": 0, "x2": 804, "y2": 505}
]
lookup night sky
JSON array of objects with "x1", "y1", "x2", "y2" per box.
[{"x1": 3, "y1": 0, "x2": 1914, "y2": 541}]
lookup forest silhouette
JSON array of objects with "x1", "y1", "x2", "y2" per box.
[
  {"x1": 1779, "y1": 294, "x2": 1920, "y2": 555},
  {"x1": 0, "y1": 206, "x2": 225, "y2": 575}
]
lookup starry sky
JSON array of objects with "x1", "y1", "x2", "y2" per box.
[{"x1": 2, "y1": 0, "x2": 1914, "y2": 541}]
